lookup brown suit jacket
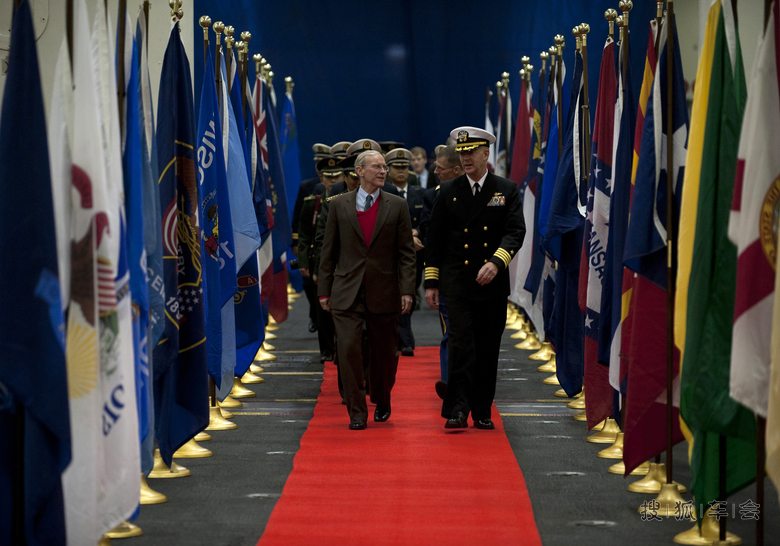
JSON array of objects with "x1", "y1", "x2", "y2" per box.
[{"x1": 318, "y1": 189, "x2": 416, "y2": 314}]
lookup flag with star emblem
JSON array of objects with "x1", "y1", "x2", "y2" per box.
[
  {"x1": 581, "y1": 36, "x2": 617, "y2": 430},
  {"x1": 621, "y1": 13, "x2": 688, "y2": 475},
  {"x1": 153, "y1": 23, "x2": 209, "y2": 466}
]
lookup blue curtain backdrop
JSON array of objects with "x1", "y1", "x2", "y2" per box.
[{"x1": 193, "y1": 1, "x2": 655, "y2": 180}]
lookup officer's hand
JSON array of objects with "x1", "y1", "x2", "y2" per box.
[
  {"x1": 476, "y1": 262, "x2": 499, "y2": 286},
  {"x1": 413, "y1": 236, "x2": 424, "y2": 252},
  {"x1": 401, "y1": 295, "x2": 413, "y2": 314},
  {"x1": 425, "y1": 288, "x2": 439, "y2": 310},
  {"x1": 300, "y1": 267, "x2": 310, "y2": 278},
  {"x1": 312, "y1": 274, "x2": 318, "y2": 285},
  {"x1": 319, "y1": 297, "x2": 331, "y2": 313},
  {"x1": 291, "y1": 247, "x2": 299, "y2": 258}
]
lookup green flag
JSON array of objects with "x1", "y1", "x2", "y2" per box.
[{"x1": 676, "y1": 0, "x2": 755, "y2": 518}]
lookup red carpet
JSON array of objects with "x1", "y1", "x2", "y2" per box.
[{"x1": 257, "y1": 347, "x2": 542, "y2": 546}]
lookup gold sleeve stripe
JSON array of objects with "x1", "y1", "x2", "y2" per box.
[
  {"x1": 494, "y1": 248, "x2": 511, "y2": 267},
  {"x1": 424, "y1": 267, "x2": 440, "y2": 280},
  {"x1": 292, "y1": 233, "x2": 299, "y2": 240}
]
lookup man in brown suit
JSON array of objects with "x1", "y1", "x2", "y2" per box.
[{"x1": 318, "y1": 150, "x2": 416, "y2": 430}]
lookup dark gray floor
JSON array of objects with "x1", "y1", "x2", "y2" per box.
[{"x1": 131, "y1": 294, "x2": 779, "y2": 546}]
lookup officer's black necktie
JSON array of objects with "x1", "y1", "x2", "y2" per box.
[
  {"x1": 474, "y1": 183, "x2": 481, "y2": 200},
  {"x1": 364, "y1": 195, "x2": 373, "y2": 211},
  {"x1": 401, "y1": 190, "x2": 406, "y2": 200}
]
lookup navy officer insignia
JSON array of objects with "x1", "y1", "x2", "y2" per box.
[
  {"x1": 457, "y1": 130, "x2": 469, "y2": 143},
  {"x1": 488, "y1": 193, "x2": 506, "y2": 207}
]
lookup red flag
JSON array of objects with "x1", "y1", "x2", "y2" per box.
[
  {"x1": 269, "y1": 268, "x2": 289, "y2": 323},
  {"x1": 509, "y1": 78, "x2": 532, "y2": 185}
]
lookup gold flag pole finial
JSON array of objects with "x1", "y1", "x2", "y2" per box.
[
  {"x1": 169, "y1": 0, "x2": 183, "y2": 22},
  {"x1": 524, "y1": 64, "x2": 532, "y2": 82},
  {"x1": 253, "y1": 54, "x2": 263, "y2": 74},
  {"x1": 616, "y1": 15, "x2": 624, "y2": 43},
  {"x1": 285, "y1": 76, "x2": 294, "y2": 95},
  {"x1": 579, "y1": 23, "x2": 590, "y2": 48},
  {"x1": 268, "y1": 70, "x2": 275, "y2": 86},
  {"x1": 263, "y1": 62, "x2": 272, "y2": 79},
  {"x1": 554, "y1": 34, "x2": 565, "y2": 56},
  {"x1": 501, "y1": 71, "x2": 510, "y2": 95},
  {"x1": 521, "y1": 56, "x2": 530, "y2": 70},
  {"x1": 213, "y1": 21, "x2": 224, "y2": 45},
  {"x1": 619, "y1": 0, "x2": 633, "y2": 29},
  {"x1": 518, "y1": 68, "x2": 525, "y2": 81},
  {"x1": 573, "y1": 26, "x2": 581, "y2": 51},
  {"x1": 605, "y1": 9, "x2": 618, "y2": 40},
  {"x1": 199, "y1": 16, "x2": 211, "y2": 38},
  {"x1": 236, "y1": 41, "x2": 245, "y2": 63},
  {"x1": 539, "y1": 50, "x2": 549, "y2": 72},
  {"x1": 241, "y1": 31, "x2": 251, "y2": 44}
]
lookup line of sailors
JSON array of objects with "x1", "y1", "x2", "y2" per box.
[{"x1": 292, "y1": 138, "x2": 459, "y2": 399}]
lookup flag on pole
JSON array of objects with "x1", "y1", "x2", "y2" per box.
[
  {"x1": 0, "y1": 1, "x2": 70, "y2": 543},
  {"x1": 253, "y1": 73, "x2": 275, "y2": 305},
  {"x1": 605, "y1": 36, "x2": 636, "y2": 394},
  {"x1": 136, "y1": 8, "x2": 162, "y2": 474},
  {"x1": 119, "y1": 4, "x2": 152, "y2": 479},
  {"x1": 678, "y1": 0, "x2": 756, "y2": 509},
  {"x1": 495, "y1": 85, "x2": 512, "y2": 179},
  {"x1": 621, "y1": 12, "x2": 689, "y2": 474},
  {"x1": 510, "y1": 74, "x2": 532, "y2": 187},
  {"x1": 263, "y1": 79, "x2": 294, "y2": 323},
  {"x1": 581, "y1": 36, "x2": 618, "y2": 430},
  {"x1": 153, "y1": 22, "x2": 209, "y2": 466},
  {"x1": 280, "y1": 89, "x2": 304, "y2": 293},
  {"x1": 545, "y1": 49, "x2": 586, "y2": 397},
  {"x1": 485, "y1": 88, "x2": 496, "y2": 173}
]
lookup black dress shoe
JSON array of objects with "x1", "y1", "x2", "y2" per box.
[
  {"x1": 308, "y1": 321, "x2": 318, "y2": 333},
  {"x1": 374, "y1": 405, "x2": 391, "y2": 422},
  {"x1": 445, "y1": 411, "x2": 468, "y2": 429},
  {"x1": 474, "y1": 418, "x2": 495, "y2": 430},
  {"x1": 320, "y1": 353, "x2": 334, "y2": 363},
  {"x1": 400, "y1": 347, "x2": 414, "y2": 357},
  {"x1": 435, "y1": 381, "x2": 447, "y2": 400},
  {"x1": 349, "y1": 420, "x2": 367, "y2": 430}
]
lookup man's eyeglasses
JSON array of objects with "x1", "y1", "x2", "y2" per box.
[{"x1": 369, "y1": 164, "x2": 390, "y2": 172}]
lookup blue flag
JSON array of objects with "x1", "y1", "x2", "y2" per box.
[
  {"x1": 154, "y1": 24, "x2": 209, "y2": 466},
  {"x1": 0, "y1": 1, "x2": 70, "y2": 543},
  {"x1": 280, "y1": 91, "x2": 304, "y2": 292},
  {"x1": 197, "y1": 50, "x2": 229, "y2": 389},
  {"x1": 119, "y1": 13, "x2": 152, "y2": 472},
  {"x1": 263, "y1": 81, "x2": 293, "y2": 272},
  {"x1": 229, "y1": 52, "x2": 253, "y2": 187},
  {"x1": 544, "y1": 50, "x2": 586, "y2": 397}
]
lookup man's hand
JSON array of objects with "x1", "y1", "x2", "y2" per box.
[
  {"x1": 401, "y1": 295, "x2": 413, "y2": 314},
  {"x1": 413, "y1": 236, "x2": 424, "y2": 252},
  {"x1": 319, "y1": 297, "x2": 331, "y2": 313},
  {"x1": 300, "y1": 267, "x2": 310, "y2": 278},
  {"x1": 312, "y1": 274, "x2": 318, "y2": 285},
  {"x1": 476, "y1": 262, "x2": 499, "y2": 286},
  {"x1": 425, "y1": 287, "x2": 439, "y2": 310}
]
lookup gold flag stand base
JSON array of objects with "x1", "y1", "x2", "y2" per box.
[
  {"x1": 542, "y1": 373, "x2": 560, "y2": 386},
  {"x1": 106, "y1": 521, "x2": 142, "y2": 538},
  {"x1": 608, "y1": 459, "x2": 649, "y2": 476},
  {"x1": 597, "y1": 432, "x2": 624, "y2": 459},
  {"x1": 553, "y1": 387, "x2": 569, "y2": 398},
  {"x1": 267, "y1": 318, "x2": 280, "y2": 331},
  {"x1": 640, "y1": 483, "x2": 686, "y2": 517},
  {"x1": 173, "y1": 438, "x2": 213, "y2": 458},
  {"x1": 219, "y1": 394, "x2": 243, "y2": 408},
  {"x1": 250, "y1": 363, "x2": 265, "y2": 374},
  {"x1": 98, "y1": 535, "x2": 111, "y2": 546},
  {"x1": 537, "y1": 354, "x2": 557, "y2": 373},
  {"x1": 573, "y1": 410, "x2": 587, "y2": 421},
  {"x1": 194, "y1": 431, "x2": 211, "y2": 442},
  {"x1": 515, "y1": 332, "x2": 542, "y2": 350},
  {"x1": 674, "y1": 508, "x2": 742, "y2": 545},
  {"x1": 241, "y1": 371, "x2": 265, "y2": 384},
  {"x1": 255, "y1": 348, "x2": 277, "y2": 361},
  {"x1": 140, "y1": 473, "x2": 167, "y2": 505},
  {"x1": 567, "y1": 393, "x2": 585, "y2": 409},
  {"x1": 586, "y1": 418, "x2": 620, "y2": 443},
  {"x1": 628, "y1": 462, "x2": 687, "y2": 494},
  {"x1": 206, "y1": 405, "x2": 237, "y2": 430},
  {"x1": 529, "y1": 342, "x2": 554, "y2": 361},
  {"x1": 220, "y1": 406, "x2": 235, "y2": 419},
  {"x1": 148, "y1": 449, "x2": 191, "y2": 478},
  {"x1": 510, "y1": 328, "x2": 528, "y2": 340},
  {"x1": 265, "y1": 330, "x2": 278, "y2": 340},
  {"x1": 262, "y1": 341, "x2": 275, "y2": 351},
  {"x1": 230, "y1": 377, "x2": 256, "y2": 398}
]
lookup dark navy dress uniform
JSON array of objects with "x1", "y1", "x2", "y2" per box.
[{"x1": 424, "y1": 172, "x2": 525, "y2": 422}]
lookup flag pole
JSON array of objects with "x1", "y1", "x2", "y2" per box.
[
  {"x1": 554, "y1": 34, "x2": 565, "y2": 154},
  {"x1": 117, "y1": 0, "x2": 127, "y2": 134},
  {"x1": 66, "y1": 0, "x2": 74, "y2": 74},
  {"x1": 225, "y1": 26, "x2": 235, "y2": 94},
  {"x1": 579, "y1": 23, "x2": 591, "y2": 188},
  {"x1": 605, "y1": 9, "x2": 617, "y2": 41},
  {"x1": 655, "y1": 1, "x2": 664, "y2": 57},
  {"x1": 240, "y1": 32, "x2": 252, "y2": 131},
  {"x1": 664, "y1": 0, "x2": 676, "y2": 492},
  {"x1": 213, "y1": 21, "x2": 224, "y2": 110},
  {"x1": 199, "y1": 16, "x2": 211, "y2": 71}
]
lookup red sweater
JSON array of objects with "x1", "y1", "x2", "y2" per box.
[{"x1": 356, "y1": 195, "x2": 380, "y2": 247}]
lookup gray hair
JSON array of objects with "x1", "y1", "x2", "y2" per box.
[
  {"x1": 355, "y1": 150, "x2": 382, "y2": 169},
  {"x1": 436, "y1": 144, "x2": 461, "y2": 169}
]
